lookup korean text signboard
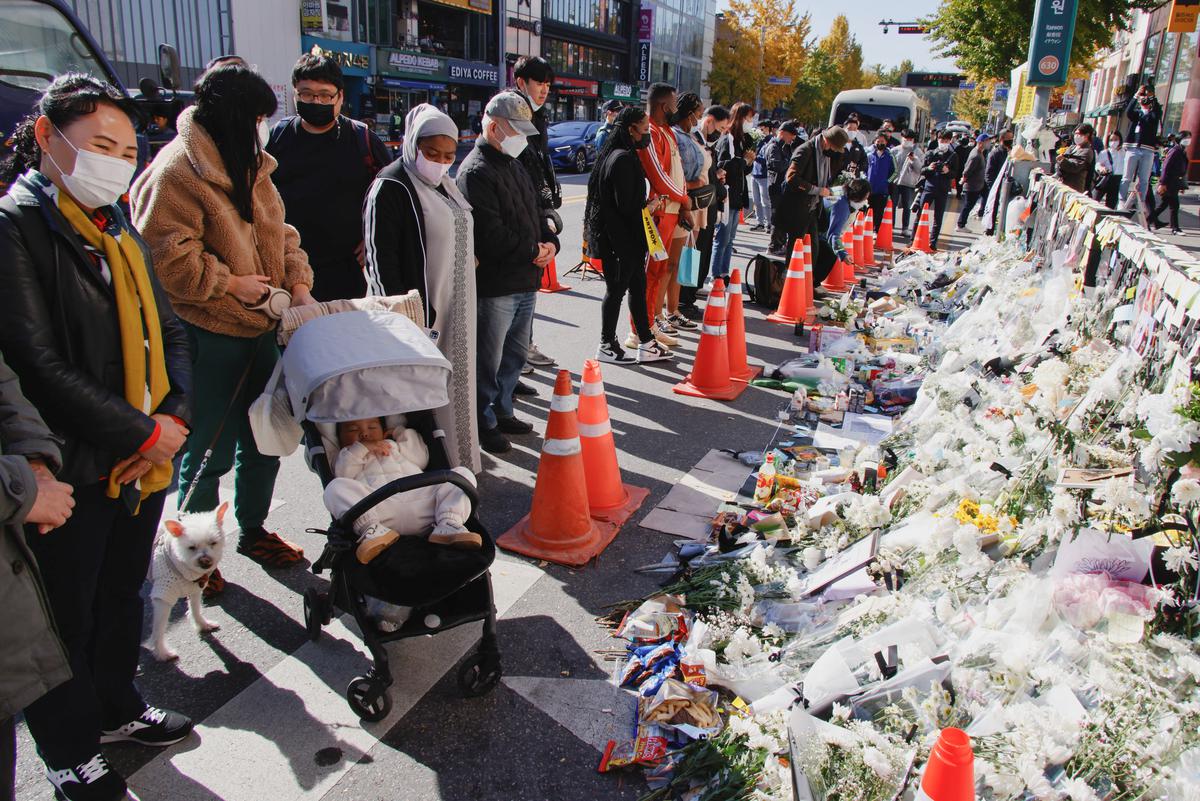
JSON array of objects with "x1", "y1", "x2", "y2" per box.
[{"x1": 1025, "y1": 0, "x2": 1078, "y2": 87}]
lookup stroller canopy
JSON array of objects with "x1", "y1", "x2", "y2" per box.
[{"x1": 283, "y1": 310, "x2": 452, "y2": 423}]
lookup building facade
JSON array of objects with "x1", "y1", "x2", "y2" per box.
[
  {"x1": 66, "y1": 0, "x2": 234, "y2": 89},
  {"x1": 1083, "y1": 6, "x2": 1200, "y2": 175}
]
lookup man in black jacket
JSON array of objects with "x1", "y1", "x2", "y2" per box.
[
  {"x1": 984, "y1": 129, "x2": 1012, "y2": 198},
  {"x1": 457, "y1": 92, "x2": 560, "y2": 454},
  {"x1": 512, "y1": 56, "x2": 561, "y2": 370},
  {"x1": 771, "y1": 125, "x2": 849, "y2": 282},
  {"x1": 919, "y1": 129, "x2": 960, "y2": 251},
  {"x1": 267, "y1": 53, "x2": 391, "y2": 301},
  {"x1": 956, "y1": 133, "x2": 990, "y2": 229},
  {"x1": 1150, "y1": 130, "x2": 1189, "y2": 234}
]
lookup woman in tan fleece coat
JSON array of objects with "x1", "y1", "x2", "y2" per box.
[{"x1": 132, "y1": 64, "x2": 316, "y2": 591}]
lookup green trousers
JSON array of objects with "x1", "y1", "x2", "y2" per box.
[{"x1": 177, "y1": 323, "x2": 280, "y2": 541}]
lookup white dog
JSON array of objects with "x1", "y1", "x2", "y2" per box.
[{"x1": 147, "y1": 502, "x2": 228, "y2": 661}]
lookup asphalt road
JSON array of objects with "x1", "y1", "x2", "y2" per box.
[{"x1": 14, "y1": 172, "x2": 982, "y2": 801}]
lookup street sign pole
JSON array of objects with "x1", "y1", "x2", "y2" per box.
[{"x1": 1025, "y1": 0, "x2": 1079, "y2": 122}]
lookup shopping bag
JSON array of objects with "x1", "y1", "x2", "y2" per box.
[
  {"x1": 677, "y1": 233, "x2": 700, "y2": 286},
  {"x1": 642, "y1": 207, "x2": 668, "y2": 262}
]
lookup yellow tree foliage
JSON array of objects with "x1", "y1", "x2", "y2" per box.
[
  {"x1": 818, "y1": 15, "x2": 863, "y2": 95},
  {"x1": 952, "y1": 81, "x2": 994, "y2": 127},
  {"x1": 706, "y1": 0, "x2": 811, "y2": 108}
]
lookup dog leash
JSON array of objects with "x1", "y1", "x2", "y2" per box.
[{"x1": 176, "y1": 334, "x2": 267, "y2": 514}]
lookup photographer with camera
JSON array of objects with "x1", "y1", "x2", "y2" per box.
[{"x1": 918, "y1": 129, "x2": 960, "y2": 251}]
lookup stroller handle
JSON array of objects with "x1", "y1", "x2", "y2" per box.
[{"x1": 336, "y1": 469, "x2": 480, "y2": 532}]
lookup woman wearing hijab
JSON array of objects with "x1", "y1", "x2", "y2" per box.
[{"x1": 363, "y1": 104, "x2": 480, "y2": 473}]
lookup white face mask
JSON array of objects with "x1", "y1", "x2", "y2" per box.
[
  {"x1": 1182, "y1": 137, "x2": 1192, "y2": 148},
  {"x1": 413, "y1": 150, "x2": 451, "y2": 185},
  {"x1": 1108, "y1": 139, "x2": 1120, "y2": 148},
  {"x1": 519, "y1": 86, "x2": 544, "y2": 112},
  {"x1": 1074, "y1": 134, "x2": 1088, "y2": 146},
  {"x1": 850, "y1": 198, "x2": 867, "y2": 210},
  {"x1": 498, "y1": 130, "x2": 528, "y2": 158},
  {"x1": 257, "y1": 119, "x2": 271, "y2": 148},
  {"x1": 47, "y1": 125, "x2": 136, "y2": 209}
]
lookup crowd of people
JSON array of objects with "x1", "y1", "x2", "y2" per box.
[{"x1": 0, "y1": 37, "x2": 1193, "y2": 801}]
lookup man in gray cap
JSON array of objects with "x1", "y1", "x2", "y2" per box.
[
  {"x1": 771, "y1": 125, "x2": 848, "y2": 280},
  {"x1": 456, "y1": 92, "x2": 561, "y2": 455}
]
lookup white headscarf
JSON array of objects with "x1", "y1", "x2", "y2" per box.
[{"x1": 402, "y1": 104, "x2": 459, "y2": 170}]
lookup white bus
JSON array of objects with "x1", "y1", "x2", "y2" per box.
[{"x1": 828, "y1": 86, "x2": 931, "y2": 140}]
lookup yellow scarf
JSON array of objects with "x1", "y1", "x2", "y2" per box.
[{"x1": 56, "y1": 192, "x2": 173, "y2": 509}]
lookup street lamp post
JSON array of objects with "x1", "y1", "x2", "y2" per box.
[{"x1": 756, "y1": 23, "x2": 765, "y2": 112}]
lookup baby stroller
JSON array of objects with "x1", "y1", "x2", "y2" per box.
[{"x1": 254, "y1": 309, "x2": 501, "y2": 721}]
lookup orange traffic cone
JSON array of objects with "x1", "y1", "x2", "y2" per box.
[
  {"x1": 578, "y1": 360, "x2": 649, "y2": 525},
  {"x1": 767, "y1": 239, "x2": 810, "y2": 325},
  {"x1": 878, "y1": 199, "x2": 895, "y2": 252},
  {"x1": 841, "y1": 230, "x2": 856, "y2": 283},
  {"x1": 913, "y1": 204, "x2": 932, "y2": 253},
  {"x1": 539, "y1": 257, "x2": 569, "y2": 293},
  {"x1": 725, "y1": 269, "x2": 761, "y2": 382},
  {"x1": 802, "y1": 234, "x2": 814, "y2": 312},
  {"x1": 914, "y1": 728, "x2": 975, "y2": 801},
  {"x1": 852, "y1": 213, "x2": 865, "y2": 266},
  {"x1": 674, "y1": 279, "x2": 746, "y2": 401},
  {"x1": 821, "y1": 237, "x2": 848, "y2": 292},
  {"x1": 863, "y1": 216, "x2": 876, "y2": 266},
  {"x1": 497, "y1": 370, "x2": 618, "y2": 566}
]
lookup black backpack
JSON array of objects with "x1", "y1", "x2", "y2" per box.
[{"x1": 748, "y1": 253, "x2": 786, "y2": 308}]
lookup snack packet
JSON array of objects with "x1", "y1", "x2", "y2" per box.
[{"x1": 598, "y1": 699, "x2": 669, "y2": 772}]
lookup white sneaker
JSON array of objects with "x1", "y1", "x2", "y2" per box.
[
  {"x1": 637, "y1": 340, "x2": 673, "y2": 363},
  {"x1": 653, "y1": 324, "x2": 679, "y2": 348},
  {"x1": 656, "y1": 315, "x2": 678, "y2": 335},
  {"x1": 624, "y1": 331, "x2": 641, "y2": 350},
  {"x1": 597, "y1": 341, "x2": 634, "y2": 364},
  {"x1": 525, "y1": 342, "x2": 556, "y2": 366}
]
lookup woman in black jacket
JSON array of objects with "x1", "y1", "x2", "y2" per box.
[
  {"x1": 0, "y1": 75, "x2": 193, "y2": 800},
  {"x1": 585, "y1": 106, "x2": 672, "y2": 365},
  {"x1": 711, "y1": 102, "x2": 755, "y2": 280}
]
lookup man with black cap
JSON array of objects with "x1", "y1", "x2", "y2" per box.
[
  {"x1": 595, "y1": 99, "x2": 623, "y2": 150},
  {"x1": 763, "y1": 121, "x2": 799, "y2": 243},
  {"x1": 919, "y1": 129, "x2": 960, "y2": 250},
  {"x1": 457, "y1": 92, "x2": 560, "y2": 454},
  {"x1": 771, "y1": 125, "x2": 848, "y2": 282}
]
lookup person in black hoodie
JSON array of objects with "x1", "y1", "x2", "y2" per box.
[
  {"x1": 1150, "y1": 130, "x2": 1189, "y2": 234},
  {"x1": 586, "y1": 106, "x2": 673, "y2": 365},
  {"x1": 512, "y1": 56, "x2": 561, "y2": 370},
  {"x1": 456, "y1": 92, "x2": 559, "y2": 455}
]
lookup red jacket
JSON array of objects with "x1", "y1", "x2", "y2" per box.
[{"x1": 637, "y1": 120, "x2": 689, "y2": 207}]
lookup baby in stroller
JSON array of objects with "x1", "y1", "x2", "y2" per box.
[{"x1": 325, "y1": 416, "x2": 481, "y2": 563}]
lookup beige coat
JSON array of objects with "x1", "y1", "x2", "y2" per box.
[{"x1": 131, "y1": 107, "x2": 313, "y2": 338}]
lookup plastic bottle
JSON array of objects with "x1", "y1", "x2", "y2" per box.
[{"x1": 754, "y1": 453, "x2": 777, "y2": 504}]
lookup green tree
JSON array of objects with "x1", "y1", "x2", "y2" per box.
[
  {"x1": 927, "y1": 0, "x2": 1159, "y2": 82},
  {"x1": 952, "y1": 82, "x2": 995, "y2": 127},
  {"x1": 791, "y1": 46, "x2": 841, "y2": 121}
]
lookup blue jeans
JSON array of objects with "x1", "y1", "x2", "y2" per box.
[
  {"x1": 750, "y1": 177, "x2": 771, "y2": 225},
  {"x1": 477, "y1": 291, "x2": 535, "y2": 430},
  {"x1": 711, "y1": 211, "x2": 741, "y2": 279},
  {"x1": 1120, "y1": 146, "x2": 1155, "y2": 210}
]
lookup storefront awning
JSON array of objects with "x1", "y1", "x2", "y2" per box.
[
  {"x1": 1084, "y1": 101, "x2": 1121, "y2": 118},
  {"x1": 379, "y1": 77, "x2": 446, "y2": 91}
]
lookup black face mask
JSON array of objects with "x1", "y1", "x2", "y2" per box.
[
  {"x1": 633, "y1": 133, "x2": 652, "y2": 150},
  {"x1": 297, "y1": 101, "x2": 337, "y2": 128},
  {"x1": 875, "y1": 144, "x2": 888, "y2": 151},
  {"x1": 822, "y1": 148, "x2": 838, "y2": 159}
]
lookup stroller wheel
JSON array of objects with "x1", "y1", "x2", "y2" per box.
[
  {"x1": 346, "y1": 677, "x2": 392, "y2": 722},
  {"x1": 457, "y1": 652, "x2": 502, "y2": 698},
  {"x1": 303, "y1": 588, "x2": 327, "y2": 642}
]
